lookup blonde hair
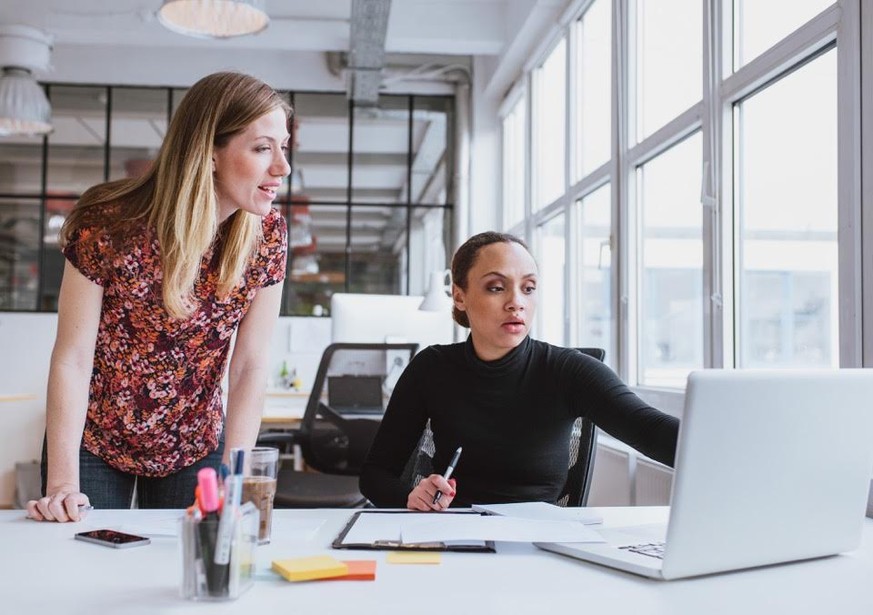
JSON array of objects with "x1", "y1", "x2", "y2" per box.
[{"x1": 61, "y1": 72, "x2": 291, "y2": 318}]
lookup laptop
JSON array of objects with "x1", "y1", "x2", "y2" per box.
[
  {"x1": 327, "y1": 375, "x2": 385, "y2": 414},
  {"x1": 536, "y1": 369, "x2": 873, "y2": 580}
]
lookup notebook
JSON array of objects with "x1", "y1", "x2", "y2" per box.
[
  {"x1": 327, "y1": 375, "x2": 384, "y2": 414},
  {"x1": 536, "y1": 369, "x2": 873, "y2": 580}
]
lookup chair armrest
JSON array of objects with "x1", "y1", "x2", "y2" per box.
[{"x1": 256, "y1": 430, "x2": 302, "y2": 449}]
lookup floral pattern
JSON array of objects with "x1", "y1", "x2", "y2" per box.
[{"x1": 63, "y1": 208, "x2": 287, "y2": 476}]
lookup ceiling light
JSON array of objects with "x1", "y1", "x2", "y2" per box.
[
  {"x1": 0, "y1": 25, "x2": 53, "y2": 137},
  {"x1": 157, "y1": 0, "x2": 269, "y2": 39}
]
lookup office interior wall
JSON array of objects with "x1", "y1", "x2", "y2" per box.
[{"x1": 0, "y1": 313, "x2": 56, "y2": 508}]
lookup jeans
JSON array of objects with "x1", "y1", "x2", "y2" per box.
[{"x1": 40, "y1": 434, "x2": 224, "y2": 509}]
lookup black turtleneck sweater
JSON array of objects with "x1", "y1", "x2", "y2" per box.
[{"x1": 359, "y1": 336, "x2": 680, "y2": 508}]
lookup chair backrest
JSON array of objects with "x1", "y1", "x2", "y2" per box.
[
  {"x1": 401, "y1": 347, "x2": 606, "y2": 507},
  {"x1": 301, "y1": 342, "x2": 418, "y2": 475}
]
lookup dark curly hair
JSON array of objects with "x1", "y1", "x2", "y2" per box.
[{"x1": 450, "y1": 231, "x2": 530, "y2": 327}]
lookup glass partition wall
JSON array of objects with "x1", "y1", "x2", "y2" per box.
[{"x1": 0, "y1": 86, "x2": 454, "y2": 316}]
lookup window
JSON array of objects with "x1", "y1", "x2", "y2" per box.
[
  {"x1": 574, "y1": 184, "x2": 614, "y2": 367},
  {"x1": 637, "y1": 133, "x2": 703, "y2": 387},
  {"x1": 532, "y1": 38, "x2": 567, "y2": 209},
  {"x1": 0, "y1": 86, "x2": 455, "y2": 316},
  {"x1": 572, "y1": 0, "x2": 611, "y2": 180},
  {"x1": 735, "y1": 49, "x2": 838, "y2": 368},
  {"x1": 535, "y1": 213, "x2": 566, "y2": 345},
  {"x1": 503, "y1": 0, "x2": 859, "y2": 396},
  {"x1": 733, "y1": 0, "x2": 834, "y2": 70},
  {"x1": 634, "y1": 0, "x2": 701, "y2": 142},
  {"x1": 502, "y1": 94, "x2": 527, "y2": 228}
]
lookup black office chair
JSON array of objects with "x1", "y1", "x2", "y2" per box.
[
  {"x1": 400, "y1": 347, "x2": 606, "y2": 507},
  {"x1": 258, "y1": 342, "x2": 418, "y2": 508}
]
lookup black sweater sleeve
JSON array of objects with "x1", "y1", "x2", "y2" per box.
[
  {"x1": 359, "y1": 351, "x2": 431, "y2": 508},
  {"x1": 559, "y1": 351, "x2": 679, "y2": 467}
]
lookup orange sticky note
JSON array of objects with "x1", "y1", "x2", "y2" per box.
[{"x1": 319, "y1": 560, "x2": 376, "y2": 581}]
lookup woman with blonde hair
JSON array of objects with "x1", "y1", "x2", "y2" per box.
[{"x1": 27, "y1": 71, "x2": 291, "y2": 521}]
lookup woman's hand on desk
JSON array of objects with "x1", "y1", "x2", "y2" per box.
[
  {"x1": 26, "y1": 484, "x2": 90, "y2": 522},
  {"x1": 407, "y1": 476, "x2": 456, "y2": 511}
]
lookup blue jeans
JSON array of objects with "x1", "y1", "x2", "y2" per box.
[{"x1": 40, "y1": 434, "x2": 224, "y2": 509}]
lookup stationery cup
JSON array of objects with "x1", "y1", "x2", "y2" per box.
[
  {"x1": 180, "y1": 501, "x2": 259, "y2": 601},
  {"x1": 241, "y1": 446, "x2": 279, "y2": 544}
]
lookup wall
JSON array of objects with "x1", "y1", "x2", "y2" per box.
[
  {"x1": 0, "y1": 312, "x2": 330, "y2": 508},
  {"x1": 0, "y1": 313, "x2": 57, "y2": 507}
]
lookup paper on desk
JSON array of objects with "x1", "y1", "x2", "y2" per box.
[
  {"x1": 472, "y1": 502, "x2": 603, "y2": 525},
  {"x1": 343, "y1": 512, "x2": 434, "y2": 543},
  {"x1": 400, "y1": 515, "x2": 605, "y2": 544}
]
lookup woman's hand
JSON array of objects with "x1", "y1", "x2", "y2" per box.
[
  {"x1": 27, "y1": 484, "x2": 90, "y2": 522},
  {"x1": 407, "y1": 475, "x2": 457, "y2": 511}
]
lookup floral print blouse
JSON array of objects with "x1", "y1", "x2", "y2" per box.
[{"x1": 63, "y1": 208, "x2": 287, "y2": 476}]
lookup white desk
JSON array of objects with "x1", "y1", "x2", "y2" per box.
[{"x1": 3, "y1": 507, "x2": 872, "y2": 614}]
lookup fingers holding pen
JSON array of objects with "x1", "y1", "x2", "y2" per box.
[{"x1": 406, "y1": 475, "x2": 457, "y2": 511}]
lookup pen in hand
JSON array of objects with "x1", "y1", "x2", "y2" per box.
[{"x1": 433, "y1": 446, "x2": 463, "y2": 506}]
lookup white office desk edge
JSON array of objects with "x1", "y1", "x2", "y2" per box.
[{"x1": 2, "y1": 507, "x2": 871, "y2": 615}]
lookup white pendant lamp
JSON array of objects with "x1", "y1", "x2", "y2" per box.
[
  {"x1": 0, "y1": 25, "x2": 53, "y2": 137},
  {"x1": 157, "y1": 0, "x2": 270, "y2": 39},
  {"x1": 419, "y1": 270, "x2": 453, "y2": 312}
]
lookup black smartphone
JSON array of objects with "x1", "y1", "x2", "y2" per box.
[{"x1": 74, "y1": 529, "x2": 151, "y2": 549}]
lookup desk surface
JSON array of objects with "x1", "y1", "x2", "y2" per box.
[{"x1": 3, "y1": 507, "x2": 871, "y2": 614}]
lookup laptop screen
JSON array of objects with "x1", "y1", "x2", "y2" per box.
[{"x1": 327, "y1": 375, "x2": 384, "y2": 413}]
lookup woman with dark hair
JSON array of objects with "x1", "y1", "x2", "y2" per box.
[
  {"x1": 27, "y1": 71, "x2": 290, "y2": 521},
  {"x1": 360, "y1": 231, "x2": 679, "y2": 510}
]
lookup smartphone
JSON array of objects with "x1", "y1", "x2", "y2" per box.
[{"x1": 74, "y1": 529, "x2": 151, "y2": 549}]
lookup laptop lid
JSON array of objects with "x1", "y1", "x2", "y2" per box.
[
  {"x1": 327, "y1": 375, "x2": 384, "y2": 413},
  {"x1": 537, "y1": 369, "x2": 873, "y2": 579},
  {"x1": 661, "y1": 369, "x2": 873, "y2": 579}
]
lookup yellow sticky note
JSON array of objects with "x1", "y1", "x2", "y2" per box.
[
  {"x1": 272, "y1": 556, "x2": 349, "y2": 582},
  {"x1": 386, "y1": 551, "x2": 442, "y2": 565}
]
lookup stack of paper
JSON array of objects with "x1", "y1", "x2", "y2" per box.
[
  {"x1": 399, "y1": 514, "x2": 604, "y2": 544},
  {"x1": 471, "y1": 501, "x2": 603, "y2": 525}
]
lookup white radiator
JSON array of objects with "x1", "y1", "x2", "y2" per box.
[{"x1": 586, "y1": 439, "x2": 673, "y2": 507}]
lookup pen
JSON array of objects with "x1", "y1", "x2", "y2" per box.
[
  {"x1": 214, "y1": 449, "x2": 244, "y2": 566},
  {"x1": 433, "y1": 446, "x2": 462, "y2": 505}
]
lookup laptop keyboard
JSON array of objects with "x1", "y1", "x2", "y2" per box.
[{"x1": 619, "y1": 542, "x2": 665, "y2": 559}]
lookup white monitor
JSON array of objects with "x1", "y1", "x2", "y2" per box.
[{"x1": 329, "y1": 293, "x2": 455, "y2": 351}]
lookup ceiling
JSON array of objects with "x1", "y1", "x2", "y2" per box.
[{"x1": 0, "y1": 0, "x2": 509, "y2": 57}]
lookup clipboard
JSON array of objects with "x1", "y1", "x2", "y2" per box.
[{"x1": 331, "y1": 510, "x2": 496, "y2": 552}]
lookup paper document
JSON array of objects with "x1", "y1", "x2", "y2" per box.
[
  {"x1": 343, "y1": 512, "x2": 434, "y2": 543},
  {"x1": 334, "y1": 511, "x2": 493, "y2": 551},
  {"x1": 472, "y1": 501, "x2": 603, "y2": 525},
  {"x1": 400, "y1": 515, "x2": 605, "y2": 544}
]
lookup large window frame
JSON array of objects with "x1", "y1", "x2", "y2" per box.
[{"x1": 500, "y1": 0, "x2": 865, "y2": 415}]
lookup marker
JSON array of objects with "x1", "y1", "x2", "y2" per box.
[
  {"x1": 214, "y1": 449, "x2": 244, "y2": 565},
  {"x1": 197, "y1": 467, "x2": 228, "y2": 597},
  {"x1": 433, "y1": 446, "x2": 462, "y2": 506}
]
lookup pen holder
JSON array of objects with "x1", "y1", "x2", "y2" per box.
[{"x1": 180, "y1": 502, "x2": 259, "y2": 601}]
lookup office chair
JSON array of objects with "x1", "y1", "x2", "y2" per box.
[
  {"x1": 400, "y1": 347, "x2": 606, "y2": 507},
  {"x1": 258, "y1": 342, "x2": 419, "y2": 508}
]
